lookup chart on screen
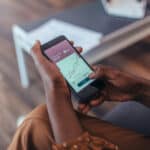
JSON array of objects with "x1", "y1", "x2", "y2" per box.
[{"x1": 57, "y1": 52, "x2": 93, "y2": 92}]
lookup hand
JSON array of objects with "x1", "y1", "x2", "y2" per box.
[
  {"x1": 32, "y1": 41, "x2": 84, "y2": 143},
  {"x1": 79, "y1": 65, "x2": 141, "y2": 113},
  {"x1": 31, "y1": 41, "x2": 82, "y2": 98}
]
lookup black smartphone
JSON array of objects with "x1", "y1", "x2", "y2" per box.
[{"x1": 41, "y1": 36, "x2": 101, "y2": 102}]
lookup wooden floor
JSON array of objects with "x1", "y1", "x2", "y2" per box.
[{"x1": 0, "y1": 0, "x2": 149, "y2": 149}]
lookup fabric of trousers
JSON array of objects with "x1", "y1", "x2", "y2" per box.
[
  {"x1": 103, "y1": 101, "x2": 150, "y2": 135},
  {"x1": 8, "y1": 104, "x2": 150, "y2": 150}
]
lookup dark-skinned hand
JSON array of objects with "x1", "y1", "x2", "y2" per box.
[{"x1": 78, "y1": 65, "x2": 141, "y2": 114}]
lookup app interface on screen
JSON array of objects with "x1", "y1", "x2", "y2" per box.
[{"x1": 44, "y1": 40, "x2": 94, "y2": 92}]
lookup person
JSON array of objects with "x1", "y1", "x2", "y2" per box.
[{"x1": 8, "y1": 41, "x2": 150, "y2": 150}]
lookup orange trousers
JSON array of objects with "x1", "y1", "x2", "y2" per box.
[{"x1": 8, "y1": 104, "x2": 150, "y2": 150}]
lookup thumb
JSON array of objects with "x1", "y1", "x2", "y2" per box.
[
  {"x1": 89, "y1": 65, "x2": 117, "y2": 80},
  {"x1": 89, "y1": 65, "x2": 105, "y2": 79}
]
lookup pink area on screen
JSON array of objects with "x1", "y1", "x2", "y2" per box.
[{"x1": 44, "y1": 40, "x2": 74, "y2": 63}]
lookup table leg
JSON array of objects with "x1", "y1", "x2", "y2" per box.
[{"x1": 13, "y1": 30, "x2": 30, "y2": 88}]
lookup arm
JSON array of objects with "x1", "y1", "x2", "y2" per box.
[
  {"x1": 32, "y1": 41, "x2": 83, "y2": 143},
  {"x1": 45, "y1": 83, "x2": 83, "y2": 143}
]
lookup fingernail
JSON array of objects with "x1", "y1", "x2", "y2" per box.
[{"x1": 89, "y1": 72, "x2": 95, "y2": 78}]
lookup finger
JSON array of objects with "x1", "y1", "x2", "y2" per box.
[
  {"x1": 82, "y1": 105, "x2": 91, "y2": 114},
  {"x1": 90, "y1": 99, "x2": 101, "y2": 106},
  {"x1": 78, "y1": 103, "x2": 87, "y2": 111},
  {"x1": 90, "y1": 99, "x2": 101, "y2": 107},
  {"x1": 91, "y1": 65, "x2": 99, "y2": 71},
  {"x1": 90, "y1": 97, "x2": 104, "y2": 106},
  {"x1": 31, "y1": 40, "x2": 41, "y2": 57},
  {"x1": 89, "y1": 65, "x2": 101, "y2": 79},
  {"x1": 76, "y1": 47, "x2": 83, "y2": 53},
  {"x1": 70, "y1": 40, "x2": 83, "y2": 53},
  {"x1": 31, "y1": 41, "x2": 44, "y2": 61},
  {"x1": 110, "y1": 93, "x2": 133, "y2": 102},
  {"x1": 96, "y1": 65, "x2": 121, "y2": 80},
  {"x1": 70, "y1": 41, "x2": 74, "y2": 45},
  {"x1": 31, "y1": 41, "x2": 46, "y2": 65},
  {"x1": 89, "y1": 65, "x2": 115, "y2": 80},
  {"x1": 32, "y1": 41, "x2": 53, "y2": 66}
]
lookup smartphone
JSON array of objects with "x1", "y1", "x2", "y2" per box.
[{"x1": 41, "y1": 36, "x2": 101, "y2": 102}]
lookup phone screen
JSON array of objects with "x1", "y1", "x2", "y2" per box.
[{"x1": 44, "y1": 40, "x2": 94, "y2": 92}]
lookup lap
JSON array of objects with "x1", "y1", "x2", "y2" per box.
[
  {"x1": 103, "y1": 101, "x2": 150, "y2": 135},
  {"x1": 78, "y1": 112, "x2": 150, "y2": 150},
  {"x1": 9, "y1": 104, "x2": 150, "y2": 150}
]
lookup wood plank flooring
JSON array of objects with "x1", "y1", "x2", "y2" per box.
[{"x1": 0, "y1": 0, "x2": 149, "y2": 149}]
